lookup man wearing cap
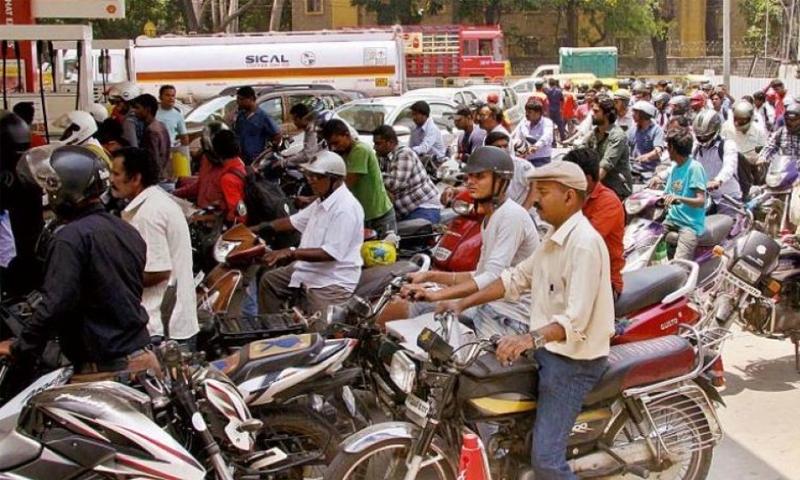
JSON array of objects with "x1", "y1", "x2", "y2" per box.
[
  {"x1": 453, "y1": 104, "x2": 486, "y2": 162},
  {"x1": 587, "y1": 97, "x2": 633, "y2": 200},
  {"x1": 440, "y1": 160, "x2": 614, "y2": 479},
  {"x1": 613, "y1": 89, "x2": 634, "y2": 131},
  {"x1": 511, "y1": 99, "x2": 553, "y2": 167},
  {"x1": 629, "y1": 100, "x2": 666, "y2": 170}
]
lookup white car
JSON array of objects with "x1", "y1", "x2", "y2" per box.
[
  {"x1": 402, "y1": 87, "x2": 479, "y2": 107},
  {"x1": 335, "y1": 97, "x2": 458, "y2": 154},
  {"x1": 467, "y1": 85, "x2": 524, "y2": 130}
]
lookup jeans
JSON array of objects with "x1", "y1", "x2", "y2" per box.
[
  {"x1": 532, "y1": 349, "x2": 607, "y2": 480},
  {"x1": 549, "y1": 111, "x2": 566, "y2": 142},
  {"x1": 241, "y1": 279, "x2": 259, "y2": 317},
  {"x1": 365, "y1": 208, "x2": 397, "y2": 239},
  {"x1": 664, "y1": 221, "x2": 698, "y2": 261},
  {"x1": 400, "y1": 207, "x2": 441, "y2": 224}
]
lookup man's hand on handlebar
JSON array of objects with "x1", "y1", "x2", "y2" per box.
[
  {"x1": 400, "y1": 283, "x2": 436, "y2": 302},
  {"x1": 495, "y1": 334, "x2": 534, "y2": 366},
  {"x1": 406, "y1": 271, "x2": 431, "y2": 284},
  {"x1": 707, "y1": 179, "x2": 722, "y2": 191}
]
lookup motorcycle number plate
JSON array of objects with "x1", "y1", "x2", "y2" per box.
[
  {"x1": 432, "y1": 246, "x2": 451, "y2": 262},
  {"x1": 405, "y1": 393, "x2": 430, "y2": 426}
]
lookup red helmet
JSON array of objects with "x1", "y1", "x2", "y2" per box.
[
  {"x1": 486, "y1": 93, "x2": 500, "y2": 104},
  {"x1": 766, "y1": 89, "x2": 778, "y2": 102},
  {"x1": 690, "y1": 91, "x2": 707, "y2": 110}
]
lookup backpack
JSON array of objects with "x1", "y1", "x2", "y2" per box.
[
  {"x1": 228, "y1": 168, "x2": 300, "y2": 249},
  {"x1": 694, "y1": 139, "x2": 752, "y2": 200}
]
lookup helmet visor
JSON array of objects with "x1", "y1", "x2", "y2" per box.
[{"x1": 16, "y1": 145, "x2": 60, "y2": 206}]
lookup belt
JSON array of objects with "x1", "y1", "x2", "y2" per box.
[{"x1": 75, "y1": 346, "x2": 152, "y2": 374}]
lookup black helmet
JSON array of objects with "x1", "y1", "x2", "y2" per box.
[
  {"x1": 17, "y1": 145, "x2": 110, "y2": 217},
  {"x1": 0, "y1": 110, "x2": 31, "y2": 166},
  {"x1": 202, "y1": 121, "x2": 230, "y2": 164},
  {"x1": 463, "y1": 146, "x2": 514, "y2": 180},
  {"x1": 785, "y1": 103, "x2": 800, "y2": 133}
]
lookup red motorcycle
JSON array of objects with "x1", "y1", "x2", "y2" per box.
[{"x1": 432, "y1": 190, "x2": 483, "y2": 272}]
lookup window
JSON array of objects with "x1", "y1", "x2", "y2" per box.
[
  {"x1": 430, "y1": 103, "x2": 455, "y2": 130},
  {"x1": 306, "y1": 0, "x2": 323, "y2": 14},
  {"x1": 258, "y1": 97, "x2": 284, "y2": 125}
]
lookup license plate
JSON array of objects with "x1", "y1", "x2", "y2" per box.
[
  {"x1": 405, "y1": 393, "x2": 430, "y2": 423},
  {"x1": 432, "y1": 246, "x2": 451, "y2": 261}
]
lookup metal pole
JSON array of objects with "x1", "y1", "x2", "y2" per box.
[
  {"x1": 765, "y1": 0, "x2": 770, "y2": 59},
  {"x1": 723, "y1": 0, "x2": 731, "y2": 86}
]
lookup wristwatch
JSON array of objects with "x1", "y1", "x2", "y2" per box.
[
  {"x1": 288, "y1": 247, "x2": 297, "y2": 259},
  {"x1": 528, "y1": 330, "x2": 547, "y2": 350}
]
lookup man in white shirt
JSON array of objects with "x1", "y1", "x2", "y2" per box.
[
  {"x1": 440, "y1": 160, "x2": 614, "y2": 479},
  {"x1": 155, "y1": 85, "x2": 188, "y2": 147},
  {"x1": 110, "y1": 147, "x2": 199, "y2": 349},
  {"x1": 254, "y1": 151, "x2": 364, "y2": 326},
  {"x1": 720, "y1": 100, "x2": 768, "y2": 164}
]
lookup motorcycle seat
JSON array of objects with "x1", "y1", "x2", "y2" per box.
[
  {"x1": 354, "y1": 261, "x2": 421, "y2": 300},
  {"x1": 583, "y1": 335, "x2": 695, "y2": 406},
  {"x1": 397, "y1": 218, "x2": 434, "y2": 237},
  {"x1": 666, "y1": 214, "x2": 733, "y2": 248},
  {"x1": 463, "y1": 352, "x2": 538, "y2": 380},
  {"x1": 614, "y1": 264, "x2": 687, "y2": 318},
  {"x1": 214, "y1": 333, "x2": 324, "y2": 383}
]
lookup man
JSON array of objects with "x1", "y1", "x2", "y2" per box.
[
  {"x1": 233, "y1": 86, "x2": 281, "y2": 165},
  {"x1": 478, "y1": 104, "x2": 512, "y2": 149},
  {"x1": 408, "y1": 100, "x2": 446, "y2": 161},
  {"x1": 692, "y1": 109, "x2": 742, "y2": 211},
  {"x1": 529, "y1": 78, "x2": 549, "y2": 112},
  {"x1": 575, "y1": 89, "x2": 596, "y2": 122},
  {"x1": 586, "y1": 97, "x2": 633, "y2": 200},
  {"x1": 768, "y1": 79, "x2": 792, "y2": 119},
  {"x1": 545, "y1": 78, "x2": 565, "y2": 141},
  {"x1": 0, "y1": 145, "x2": 158, "y2": 381},
  {"x1": 662, "y1": 127, "x2": 707, "y2": 260},
  {"x1": 373, "y1": 125, "x2": 441, "y2": 224},
  {"x1": 438, "y1": 160, "x2": 613, "y2": 479},
  {"x1": 282, "y1": 102, "x2": 322, "y2": 167},
  {"x1": 110, "y1": 147, "x2": 199, "y2": 350},
  {"x1": 721, "y1": 100, "x2": 769, "y2": 165},
  {"x1": 454, "y1": 104, "x2": 486, "y2": 161},
  {"x1": 485, "y1": 132, "x2": 537, "y2": 212},
  {"x1": 323, "y1": 119, "x2": 396, "y2": 237},
  {"x1": 57, "y1": 110, "x2": 113, "y2": 168},
  {"x1": 564, "y1": 148, "x2": 625, "y2": 297},
  {"x1": 12, "y1": 101, "x2": 47, "y2": 147},
  {"x1": 511, "y1": 99, "x2": 553, "y2": 167},
  {"x1": 613, "y1": 89, "x2": 634, "y2": 131},
  {"x1": 155, "y1": 84, "x2": 189, "y2": 147},
  {"x1": 255, "y1": 151, "x2": 364, "y2": 323},
  {"x1": 652, "y1": 91, "x2": 671, "y2": 130},
  {"x1": 383, "y1": 147, "x2": 539, "y2": 338},
  {"x1": 667, "y1": 95, "x2": 691, "y2": 125},
  {"x1": 108, "y1": 81, "x2": 143, "y2": 148},
  {"x1": 753, "y1": 90, "x2": 775, "y2": 132},
  {"x1": 131, "y1": 94, "x2": 171, "y2": 180},
  {"x1": 629, "y1": 100, "x2": 666, "y2": 171},
  {"x1": 709, "y1": 90, "x2": 729, "y2": 124},
  {"x1": 632, "y1": 81, "x2": 652, "y2": 102},
  {"x1": 759, "y1": 102, "x2": 800, "y2": 161}
]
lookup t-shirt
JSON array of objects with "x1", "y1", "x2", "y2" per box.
[
  {"x1": 156, "y1": 107, "x2": 188, "y2": 146},
  {"x1": 665, "y1": 158, "x2": 707, "y2": 236},
  {"x1": 345, "y1": 141, "x2": 393, "y2": 222}
]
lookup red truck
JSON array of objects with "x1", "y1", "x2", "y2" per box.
[{"x1": 401, "y1": 25, "x2": 510, "y2": 79}]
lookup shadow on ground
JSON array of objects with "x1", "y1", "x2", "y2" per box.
[
  {"x1": 721, "y1": 354, "x2": 800, "y2": 397},
  {"x1": 709, "y1": 435, "x2": 795, "y2": 480}
]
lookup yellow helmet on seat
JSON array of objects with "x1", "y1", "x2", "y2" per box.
[{"x1": 360, "y1": 240, "x2": 397, "y2": 267}]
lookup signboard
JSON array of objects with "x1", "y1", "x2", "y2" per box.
[
  {"x1": 402, "y1": 32, "x2": 423, "y2": 54},
  {"x1": 31, "y1": 0, "x2": 126, "y2": 19},
  {"x1": 0, "y1": 0, "x2": 36, "y2": 92}
]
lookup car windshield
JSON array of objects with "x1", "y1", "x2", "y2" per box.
[
  {"x1": 336, "y1": 104, "x2": 395, "y2": 134},
  {"x1": 186, "y1": 96, "x2": 237, "y2": 124}
]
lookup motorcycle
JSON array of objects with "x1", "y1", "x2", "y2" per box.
[
  {"x1": 750, "y1": 154, "x2": 799, "y2": 237},
  {"x1": 702, "y1": 227, "x2": 800, "y2": 371},
  {"x1": 431, "y1": 189, "x2": 483, "y2": 272},
  {"x1": 324, "y1": 321, "x2": 727, "y2": 480}
]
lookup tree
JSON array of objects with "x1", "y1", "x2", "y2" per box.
[
  {"x1": 649, "y1": 0, "x2": 676, "y2": 75},
  {"x1": 350, "y1": 0, "x2": 446, "y2": 25},
  {"x1": 454, "y1": 0, "x2": 541, "y2": 26},
  {"x1": 740, "y1": 0, "x2": 788, "y2": 58}
]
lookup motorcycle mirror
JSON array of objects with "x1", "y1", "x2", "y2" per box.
[
  {"x1": 346, "y1": 295, "x2": 372, "y2": 318},
  {"x1": 236, "y1": 201, "x2": 247, "y2": 217}
]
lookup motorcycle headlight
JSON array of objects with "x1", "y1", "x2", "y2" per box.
[
  {"x1": 766, "y1": 172, "x2": 785, "y2": 188},
  {"x1": 389, "y1": 350, "x2": 416, "y2": 393},
  {"x1": 731, "y1": 260, "x2": 762, "y2": 284},
  {"x1": 213, "y1": 239, "x2": 240, "y2": 263}
]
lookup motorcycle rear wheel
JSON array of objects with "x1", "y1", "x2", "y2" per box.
[
  {"x1": 606, "y1": 396, "x2": 713, "y2": 480},
  {"x1": 323, "y1": 436, "x2": 456, "y2": 480}
]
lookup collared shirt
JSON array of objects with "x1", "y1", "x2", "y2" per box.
[
  {"x1": 379, "y1": 145, "x2": 440, "y2": 217},
  {"x1": 123, "y1": 186, "x2": 199, "y2": 340},
  {"x1": 289, "y1": 184, "x2": 364, "y2": 291},
  {"x1": 694, "y1": 137, "x2": 741, "y2": 200},
  {"x1": 156, "y1": 107, "x2": 187, "y2": 146},
  {"x1": 458, "y1": 126, "x2": 487, "y2": 159},
  {"x1": 720, "y1": 118, "x2": 769, "y2": 164},
  {"x1": 761, "y1": 126, "x2": 800, "y2": 161},
  {"x1": 511, "y1": 116, "x2": 553, "y2": 161},
  {"x1": 501, "y1": 211, "x2": 615, "y2": 360},
  {"x1": 142, "y1": 119, "x2": 172, "y2": 179},
  {"x1": 588, "y1": 123, "x2": 632, "y2": 199},
  {"x1": 583, "y1": 182, "x2": 625, "y2": 294},
  {"x1": 616, "y1": 110, "x2": 635, "y2": 132},
  {"x1": 234, "y1": 108, "x2": 280, "y2": 164},
  {"x1": 11, "y1": 206, "x2": 151, "y2": 364},
  {"x1": 409, "y1": 116, "x2": 446, "y2": 159}
]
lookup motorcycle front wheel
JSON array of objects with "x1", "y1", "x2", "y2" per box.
[
  {"x1": 606, "y1": 396, "x2": 713, "y2": 480},
  {"x1": 323, "y1": 436, "x2": 456, "y2": 480}
]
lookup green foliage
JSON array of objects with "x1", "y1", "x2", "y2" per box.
[
  {"x1": 38, "y1": 0, "x2": 186, "y2": 38},
  {"x1": 739, "y1": 0, "x2": 782, "y2": 55},
  {"x1": 350, "y1": 0, "x2": 446, "y2": 24}
]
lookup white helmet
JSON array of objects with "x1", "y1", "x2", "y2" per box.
[
  {"x1": 731, "y1": 100, "x2": 754, "y2": 133},
  {"x1": 302, "y1": 150, "x2": 347, "y2": 177},
  {"x1": 108, "y1": 81, "x2": 140, "y2": 102},
  {"x1": 53, "y1": 110, "x2": 98, "y2": 146},
  {"x1": 86, "y1": 103, "x2": 109, "y2": 123},
  {"x1": 631, "y1": 100, "x2": 657, "y2": 118}
]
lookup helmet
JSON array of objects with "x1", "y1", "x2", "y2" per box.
[
  {"x1": 108, "y1": 81, "x2": 140, "y2": 102},
  {"x1": 613, "y1": 89, "x2": 631, "y2": 102},
  {"x1": 631, "y1": 81, "x2": 648, "y2": 94},
  {"x1": 690, "y1": 91, "x2": 707, "y2": 110},
  {"x1": 53, "y1": 110, "x2": 98, "y2": 146},
  {"x1": 785, "y1": 103, "x2": 800, "y2": 133},
  {"x1": 360, "y1": 240, "x2": 397, "y2": 267},
  {"x1": 692, "y1": 109, "x2": 722, "y2": 146},
  {"x1": 672, "y1": 87, "x2": 685, "y2": 97},
  {"x1": 487, "y1": 93, "x2": 500, "y2": 104},
  {"x1": 631, "y1": 100, "x2": 657, "y2": 118},
  {"x1": 731, "y1": 100, "x2": 755, "y2": 133},
  {"x1": 202, "y1": 121, "x2": 230, "y2": 152},
  {"x1": 0, "y1": 110, "x2": 31, "y2": 165},
  {"x1": 17, "y1": 145, "x2": 109, "y2": 215},
  {"x1": 463, "y1": 146, "x2": 514, "y2": 180},
  {"x1": 534, "y1": 78, "x2": 545, "y2": 87},
  {"x1": 302, "y1": 150, "x2": 347, "y2": 177},
  {"x1": 302, "y1": 95, "x2": 334, "y2": 115},
  {"x1": 668, "y1": 95, "x2": 690, "y2": 114},
  {"x1": 86, "y1": 103, "x2": 109, "y2": 123},
  {"x1": 653, "y1": 91, "x2": 671, "y2": 107}
]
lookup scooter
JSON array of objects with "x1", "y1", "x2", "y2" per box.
[
  {"x1": 324, "y1": 322, "x2": 727, "y2": 480},
  {"x1": 431, "y1": 189, "x2": 483, "y2": 272}
]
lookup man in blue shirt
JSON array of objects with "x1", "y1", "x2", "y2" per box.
[
  {"x1": 233, "y1": 86, "x2": 281, "y2": 165},
  {"x1": 511, "y1": 98, "x2": 553, "y2": 167},
  {"x1": 629, "y1": 100, "x2": 666, "y2": 171},
  {"x1": 408, "y1": 100, "x2": 446, "y2": 161},
  {"x1": 663, "y1": 127, "x2": 707, "y2": 260},
  {"x1": 156, "y1": 85, "x2": 188, "y2": 147}
]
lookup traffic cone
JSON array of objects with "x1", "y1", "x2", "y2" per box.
[{"x1": 457, "y1": 433, "x2": 490, "y2": 480}]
